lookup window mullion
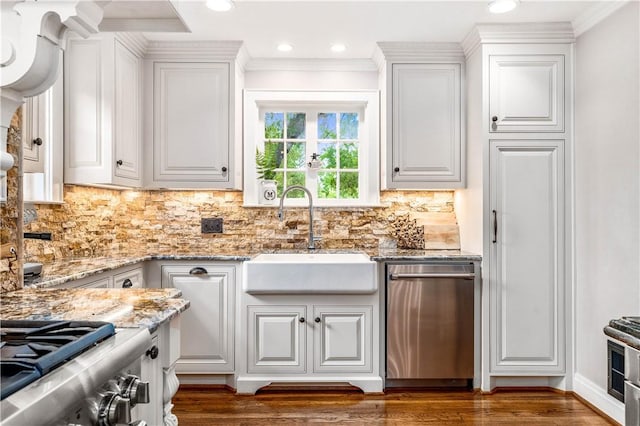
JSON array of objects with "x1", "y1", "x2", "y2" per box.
[{"x1": 307, "y1": 110, "x2": 318, "y2": 199}]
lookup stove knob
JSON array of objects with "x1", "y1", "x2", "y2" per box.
[
  {"x1": 121, "y1": 375, "x2": 150, "y2": 406},
  {"x1": 102, "y1": 393, "x2": 131, "y2": 426}
]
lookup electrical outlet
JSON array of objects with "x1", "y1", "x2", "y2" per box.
[{"x1": 201, "y1": 218, "x2": 223, "y2": 234}]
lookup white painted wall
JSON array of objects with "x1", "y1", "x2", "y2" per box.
[
  {"x1": 244, "y1": 70, "x2": 379, "y2": 90},
  {"x1": 455, "y1": 48, "x2": 483, "y2": 256},
  {"x1": 574, "y1": 1, "x2": 640, "y2": 420}
]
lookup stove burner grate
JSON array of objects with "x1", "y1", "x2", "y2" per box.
[{"x1": 0, "y1": 320, "x2": 116, "y2": 400}]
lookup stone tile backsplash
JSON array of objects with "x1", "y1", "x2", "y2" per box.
[
  {"x1": 24, "y1": 186, "x2": 460, "y2": 263},
  {"x1": 1, "y1": 108, "x2": 23, "y2": 292}
]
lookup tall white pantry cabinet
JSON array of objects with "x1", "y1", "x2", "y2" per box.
[{"x1": 462, "y1": 23, "x2": 575, "y2": 391}]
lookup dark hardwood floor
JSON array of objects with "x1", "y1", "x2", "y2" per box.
[{"x1": 173, "y1": 386, "x2": 616, "y2": 425}]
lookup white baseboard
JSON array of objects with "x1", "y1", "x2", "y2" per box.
[
  {"x1": 574, "y1": 373, "x2": 624, "y2": 424},
  {"x1": 178, "y1": 374, "x2": 234, "y2": 387}
]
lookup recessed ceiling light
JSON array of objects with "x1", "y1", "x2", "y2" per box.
[
  {"x1": 277, "y1": 43, "x2": 293, "y2": 52},
  {"x1": 206, "y1": 0, "x2": 234, "y2": 12},
  {"x1": 331, "y1": 43, "x2": 346, "y2": 53},
  {"x1": 488, "y1": 0, "x2": 518, "y2": 14}
]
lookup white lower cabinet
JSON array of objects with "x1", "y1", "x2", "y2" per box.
[
  {"x1": 137, "y1": 317, "x2": 182, "y2": 425},
  {"x1": 247, "y1": 306, "x2": 306, "y2": 374},
  {"x1": 136, "y1": 334, "x2": 161, "y2": 426},
  {"x1": 313, "y1": 306, "x2": 372, "y2": 373},
  {"x1": 161, "y1": 263, "x2": 235, "y2": 374},
  {"x1": 239, "y1": 296, "x2": 380, "y2": 394}
]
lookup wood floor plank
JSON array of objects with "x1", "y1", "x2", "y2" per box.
[{"x1": 172, "y1": 387, "x2": 616, "y2": 425}]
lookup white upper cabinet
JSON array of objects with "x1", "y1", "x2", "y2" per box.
[
  {"x1": 23, "y1": 51, "x2": 64, "y2": 203},
  {"x1": 391, "y1": 63, "x2": 462, "y2": 187},
  {"x1": 64, "y1": 33, "x2": 143, "y2": 187},
  {"x1": 489, "y1": 54, "x2": 565, "y2": 133},
  {"x1": 152, "y1": 62, "x2": 230, "y2": 185},
  {"x1": 143, "y1": 41, "x2": 244, "y2": 189},
  {"x1": 378, "y1": 43, "x2": 465, "y2": 189},
  {"x1": 22, "y1": 94, "x2": 46, "y2": 173}
]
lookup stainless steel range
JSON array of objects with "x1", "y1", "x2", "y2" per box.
[
  {"x1": 606, "y1": 316, "x2": 640, "y2": 426},
  {"x1": 0, "y1": 320, "x2": 152, "y2": 426}
]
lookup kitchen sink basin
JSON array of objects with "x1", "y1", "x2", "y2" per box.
[{"x1": 243, "y1": 252, "x2": 377, "y2": 294}]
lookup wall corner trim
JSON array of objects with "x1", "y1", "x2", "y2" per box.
[{"x1": 572, "y1": 0, "x2": 632, "y2": 38}]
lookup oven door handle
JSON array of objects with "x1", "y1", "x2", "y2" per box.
[{"x1": 389, "y1": 273, "x2": 475, "y2": 280}]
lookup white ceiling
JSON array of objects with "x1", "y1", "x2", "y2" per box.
[{"x1": 144, "y1": 0, "x2": 601, "y2": 58}]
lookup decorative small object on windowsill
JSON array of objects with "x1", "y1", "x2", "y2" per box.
[
  {"x1": 307, "y1": 153, "x2": 321, "y2": 170},
  {"x1": 389, "y1": 213, "x2": 425, "y2": 249},
  {"x1": 256, "y1": 147, "x2": 278, "y2": 205}
]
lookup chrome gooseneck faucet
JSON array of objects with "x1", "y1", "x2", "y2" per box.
[{"x1": 277, "y1": 185, "x2": 318, "y2": 250}]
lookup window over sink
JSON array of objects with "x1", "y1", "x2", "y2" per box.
[{"x1": 243, "y1": 90, "x2": 380, "y2": 207}]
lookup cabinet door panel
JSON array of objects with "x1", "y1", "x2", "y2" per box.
[
  {"x1": 153, "y1": 62, "x2": 229, "y2": 183},
  {"x1": 66, "y1": 39, "x2": 103, "y2": 169},
  {"x1": 391, "y1": 63, "x2": 461, "y2": 186},
  {"x1": 313, "y1": 305, "x2": 372, "y2": 373},
  {"x1": 114, "y1": 40, "x2": 141, "y2": 182},
  {"x1": 490, "y1": 140, "x2": 564, "y2": 374},
  {"x1": 248, "y1": 306, "x2": 306, "y2": 374},
  {"x1": 162, "y1": 265, "x2": 235, "y2": 373},
  {"x1": 22, "y1": 94, "x2": 45, "y2": 173},
  {"x1": 489, "y1": 55, "x2": 564, "y2": 132}
]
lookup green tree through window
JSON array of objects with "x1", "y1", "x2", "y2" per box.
[{"x1": 262, "y1": 110, "x2": 360, "y2": 201}]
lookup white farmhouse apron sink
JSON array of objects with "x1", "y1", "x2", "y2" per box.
[{"x1": 242, "y1": 253, "x2": 377, "y2": 294}]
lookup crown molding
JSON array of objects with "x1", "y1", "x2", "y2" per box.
[
  {"x1": 461, "y1": 22, "x2": 575, "y2": 57},
  {"x1": 115, "y1": 33, "x2": 148, "y2": 58},
  {"x1": 572, "y1": 0, "x2": 631, "y2": 37},
  {"x1": 461, "y1": 26, "x2": 482, "y2": 58},
  {"x1": 99, "y1": 18, "x2": 189, "y2": 33},
  {"x1": 376, "y1": 42, "x2": 465, "y2": 63},
  {"x1": 234, "y1": 44, "x2": 251, "y2": 72},
  {"x1": 244, "y1": 58, "x2": 378, "y2": 72},
  {"x1": 144, "y1": 40, "x2": 244, "y2": 60}
]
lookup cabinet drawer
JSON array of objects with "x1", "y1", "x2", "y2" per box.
[
  {"x1": 114, "y1": 268, "x2": 144, "y2": 289},
  {"x1": 78, "y1": 277, "x2": 111, "y2": 288}
]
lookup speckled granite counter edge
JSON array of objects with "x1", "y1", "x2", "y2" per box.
[
  {"x1": 1, "y1": 288, "x2": 190, "y2": 334},
  {"x1": 27, "y1": 251, "x2": 481, "y2": 289},
  {"x1": 29, "y1": 254, "x2": 253, "y2": 289},
  {"x1": 604, "y1": 326, "x2": 640, "y2": 351},
  {"x1": 371, "y1": 254, "x2": 482, "y2": 261}
]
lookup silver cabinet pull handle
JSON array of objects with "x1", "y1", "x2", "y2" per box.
[
  {"x1": 389, "y1": 273, "x2": 475, "y2": 280},
  {"x1": 492, "y1": 210, "x2": 498, "y2": 244},
  {"x1": 189, "y1": 267, "x2": 208, "y2": 275}
]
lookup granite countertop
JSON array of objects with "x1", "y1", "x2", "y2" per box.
[
  {"x1": 25, "y1": 253, "x2": 254, "y2": 288},
  {"x1": 605, "y1": 318, "x2": 640, "y2": 351},
  {"x1": 0, "y1": 288, "x2": 190, "y2": 333},
  {"x1": 24, "y1": 249, "x2": 481, "y2": 289},
  {"x1": 370, "y1": 248, "x2": 482, "y2": 262}
]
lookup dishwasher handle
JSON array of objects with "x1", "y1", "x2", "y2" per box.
[{"x1": 389, "y1": 272, "x2": 475, "y2": 280}]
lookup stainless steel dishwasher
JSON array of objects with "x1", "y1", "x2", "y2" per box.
[{"x1": 386, "y1": 263, "x2": 475, "y2": 387}]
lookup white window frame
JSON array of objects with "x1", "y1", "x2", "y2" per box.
[{"x1": 243, "y1": 90, "x2": 380, "y2": 207}]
